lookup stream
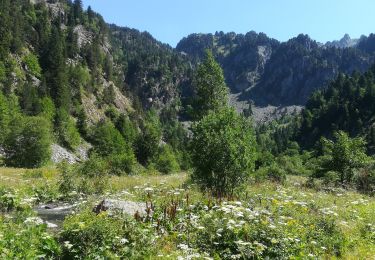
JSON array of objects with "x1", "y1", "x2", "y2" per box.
[{"x1": 34, "y1": 202, "x2": 80, "y2": 227}]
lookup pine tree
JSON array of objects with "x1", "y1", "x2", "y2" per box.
[
  {"x1": 192, "y1": 50, "x2": 229, "y2": 120},
  {"x1": 87, "y1": 6, "x2": 94, "y2": 24},
  {"x1": 44, "y1": 24, "x2": 70, "y2": 110},
  {"x1": 0, "y1": 0, "x2": 12, "y2": 59},
  {"x1": 73, "y1": 0, "x2": 83, "y2": 24}
]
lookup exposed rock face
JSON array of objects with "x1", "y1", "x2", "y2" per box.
[
  {"x1": 51, "y1": 144, "x2": 79, "y2": 164},
  {"x1": 252, "y1": 105, "x2": 303, "y2": 124},
  {"x1": 74, "y1": 25, "x2": 93, "y2": 48},
  {"x1": 51, "y1": 143, "x2": 91, "y2": 164},
  {"x1": 177, "y1": 32, "x2": 375, "y2": 106},
  {"x1": 325, "y1": 34, "x2": 359, "y2": 48}
]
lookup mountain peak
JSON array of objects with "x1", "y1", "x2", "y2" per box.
[{"x1": 326, "y1": 34, "x2": 359, "y2": 48}]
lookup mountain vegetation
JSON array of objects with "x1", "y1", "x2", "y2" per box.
[{"x1": 0, "y1": 0, "x2": 375, "y2": 259}]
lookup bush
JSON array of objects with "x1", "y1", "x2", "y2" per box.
[
  {"x1": 115, "y1": 113, "x2": 138, "y2": 147},
  {"x1": 22, "y1": 53, "x2": 41, "y2": 78},
  {"x1": 58, "y1": 162, "x2": 78, "y2": 197},
  {"x1": 354, "y1": 165, "x2": 375, "y2": 195},
  {"x1": 322, "y1": 171, "x2": 341, "y2": 186},
  {"x1": 4, "y1": 116, "x2": 52, "y2": 168},
  {"x1": 77, "y1": 154, "x2": 109, "y2": 194},
  {"x1": 61, "y1": 211, "x2": 155, "y2": 259},
  {"x1": 255, "y1": 163, "x2": 286, "y2": 183},
  {"x1": 0, "y1": 188, "x2": 20, "y2": 212},
  {"x1": 0, "y1": 214, "x2": 61, "y2": 258},
  {"x1": 191, "y1": 108, "x2": 256, "y2": 196},
  {"x1": 316, "y1": 131, "x2": 371, "y2": 185},
  {"x1": 55, "y1": 108, "x2": 81, "y2": 150},
  {"x1": 152, "y1": 145, "x2": 180, "y2": 174},
  {"x1": 135, "y1": 111, "x2": 162, "y2": 165},
  {"x1": 106, "y1": 152, "x2": 136, "y2": 176},
  {"x1": 91, "y1": 121, "x2": 129, "y2": 157}
]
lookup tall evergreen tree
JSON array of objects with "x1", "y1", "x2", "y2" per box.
[
  {"x1": 0, "y1": 0, "x2": 12, "y2": 59},
  {"x1": 191, "y1": 50, "x2": 229, "y2": 120},
  {"x1": 73, "y1": 0, "x2": 83, "y2": 24},
  {"x1": 44, "y1": 24, "x2": 70, "y2": 110}
]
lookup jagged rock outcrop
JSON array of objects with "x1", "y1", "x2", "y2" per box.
[
  {"x1": 325, "y1": 34, "x2": 359, "y2": 48},
  {"x1": 177, "y1": 32, "x2": 375, "y2": 106}
]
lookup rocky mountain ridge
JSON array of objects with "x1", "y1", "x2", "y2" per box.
[{"x1": 177, "y1": 32, "x2": 375, "y2": 107}]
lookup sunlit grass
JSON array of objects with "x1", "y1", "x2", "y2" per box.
[{"x1": 1, "y1": 166, "x2": 374, "y2": 258}]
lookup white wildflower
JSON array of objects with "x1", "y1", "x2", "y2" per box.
[
  {"x1": 24, "y1": 217, "x2": 44, "y2": 226},
  {"x1": 178, "y1": 243, "x2": 189, "y2": 251},
  {"x1": 120, "y1": 238, "x2": 129, "y2": 244},
  {"x1": 64, "y1": 241, "x2": 73, "y2": 249}
]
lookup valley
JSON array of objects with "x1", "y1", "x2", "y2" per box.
[{"x1": 0, "y1": 0, "x2": 375, "y2": 258}]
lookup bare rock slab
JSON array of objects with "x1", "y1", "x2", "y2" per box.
[{"x1": 94, "y1": 199, "x2": 147, "y2": 216}]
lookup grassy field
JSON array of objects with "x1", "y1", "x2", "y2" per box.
[{"x1": 0, "y1": 167, "x2": 375, "y2": 258}]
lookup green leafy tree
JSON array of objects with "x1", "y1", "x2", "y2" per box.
[
  {"x1": 135, "y1": 111, "x2": 162, "y2": 165},
  {"x1": 152, "y1": 145, "x2": 180, "y2": 174},
  {"x1": 317, "y1": 131, "x2": 371, "y2": 184},
  {"x1": 192, "y1": 50, "x2": 229, "y2": 120},
  {"x1": 0, "y1": 92, "x2": 10, "y2": 144},
  {"x1": 115, "y1": 114, "x2": 138, "y2": 147},
  {"x1": 191, "y1": 108, "x2": 256, "y2": 196},
  {"x1": 55, "y1": 108, "x2": 81, "y2": 150},
  {"x1": 39, "y1": 96, "x2": 56, "y2": 123},
  {"x1": 4, "y1": 116, "x2": 52, "y2": 168},
  {"x1": 91, "y1": 121, "x2": 128, "y2": 157}
]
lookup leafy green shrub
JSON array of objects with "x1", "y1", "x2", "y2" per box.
[
  {"x1": 115, "y1": 113, "x2": 138, "y2": 147},
  {"x1": 58, "y1": 162, "x2": 78, "y2": 198},
  {"x1": 0, "y1": 188, "x2": 20, "y2": 212},
  {"x1": 152, "y1": 145, "x2": 180, "y2": 174},
  {"x1": 55, "y1": 108, "x2": 81, "y2": 150},
  {"x1": 191, "y1": 108, "x2": 256, "y2": 195},
  {"x1": 22, "y1": 53, "x2": 42, "y2": 78},
  {"x1": 38, "y1": 96, "x2": 56, "y2": 123},
  {"x1": 354, "y1": 165, "x2": 375, "y2": 195},
  {"x1": 32, "y1": 184, "x2": 60, "y2": 203},
  {"x1": 0, "y1": 215, "x2": 61, "y2": 258},
  {"x1": 106, "y1": 152, "x2": 136, "y2": 175},
  {"x1": 0, "y1": 91, "x2": 10, "y2": 144},
  {"x1": 78, "y1": 154, "x2": 109, "y2": 194},
  {"x1": 316, "y1": 131, "x2": 371, "y2": 185},
  {"x1": 135, "y1": 110, "x2": 162, "y2": 165},
  {"x1": 255, "y1": 163, "x2": 286, "y2": 183},
  {"x1": 61, "y1": 211, "x2": 155, "y2": 259},
  {"x1": 4, "y1": 116, "x2": 52, "y2": 168},
  {"x1": 90, "y1": 120, "x2": 128, "y2": 156},
  {"x1": 322, "y1": 171, "x2": 341, "y2": 186}
]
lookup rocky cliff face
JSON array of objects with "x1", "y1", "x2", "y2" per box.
[
  {"x1": 177, "y1": 32, "x2": 375, "y2": 106},
  {"x1": 325, "y1": 34, "x2": 359, "y2": 49}
]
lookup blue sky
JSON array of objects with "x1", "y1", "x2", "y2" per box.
[{"x1": 82, "y1": 0, "x2": 375, "y2": 47}]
